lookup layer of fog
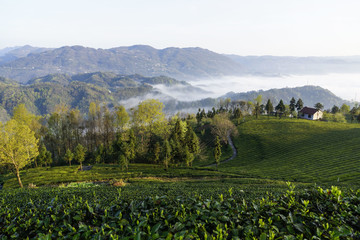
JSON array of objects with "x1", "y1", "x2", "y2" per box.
[
  {"x1": 151, "y1": 84, "x2": 212, "y2": 101},
  {"x1": 119, "y1": 73, "x2": 360, "y2": 113},
  {"x1": 188, "y1": 73, "x2": 360, "y2": 101}
]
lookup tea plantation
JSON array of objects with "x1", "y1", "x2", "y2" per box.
[
  {"x1": 219, "y1": 118, "x2": 360, "y2": 185},
  {"x1": 1, "y1": 183, "x2": 360, "y2": 239},
  {"x1": 1, "y1": 117, "x2": 360, "y2": 239}
]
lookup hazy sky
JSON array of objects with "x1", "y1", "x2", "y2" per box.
[{"x1": 1, "y1": 0, "x2": 360, "y2": 56}]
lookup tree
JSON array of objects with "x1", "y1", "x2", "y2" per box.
[
  {"x1": 64, "y1": 148, "x2": 74, "y2": 166},
  {"x1": 265, "y1": 99, "x2": 273, "y2": 117},
  {"x1": 275, "y1": 99, "x2": 286, "y2": 117},
  {"x1": 289, "y1": 97, "x2": 296, "y2": 112},
  {"x1": 184, "y1": 145, "x2": 194, "y2": 167},
  {"x1": 128, "y1": 129, "x2": 137, "y2": 162},
  {"x1": 186, "y1": 127, "x2": 200, "y2": 155},
  {"x1": 12, "y1": 104, "x2": 42, "y2": 137},
  {"x1": 340, "y1": 104, "x2": 350, "y2": 114},
  {"x1": 162, "y1": 139, "x2": 171, "y2": 170},
  {"x1": 253, "y1": 95, "x2": 262, "y2": 119},
  {"x1": 331, "y1": 105, "x2": 340, "y2": 114},
  {"x1": 36, "y1": 144, "x2": 52, "y2": 167},
  {"x1": 74, "y1": 144, "x2": 86, "y2": 170},
  {"x1": 214, "y1": 136, "x2": 222, "y2": 168},
  {"x1": 314, "y1": 103, "x2": 324, "y2": 111},
  {"x1": 153, "y1": 142, "x2": 161, "y2": 164},
  {"x1": 119, "y1": 154, "x2": 128, "y2": 171},
  {"x1": 350, "y1": 107, "x2": 357, "y2": 123},
  {"x1": 295, "y1": 98, "x2": 304, "y2": 111},
  {"x1": 114, "y1": 105, "x2": 129, "y2": 132},
  {"x1": 133, "y1": 99, "x2": 166, "y2": 153},
  {"x1": 0, "y1": 120, "x2": 39, "y2": 188},
  {"x1": 133, "y1": 99, "x2": 166, "y2": 133},
  {"x1": 211, "y1": 113, "x2": 238, "y2": 144}
]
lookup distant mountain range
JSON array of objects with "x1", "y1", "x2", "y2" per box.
[
  {"x1": 0, "y1": 44, "x2": 356, "y2": 121},
  {"x1": 227, "y1": 55, "x2": 360, "y2": 76},
  {"x1": 2, "y1": 45, "x2": 360, "y2": 84},
  {"x1": 0, "y1": 45, "x2": 241, "y2": 83},
  {"x1": 0, "y1": 45, "x2": 52, "y2": 65},
  {"x1": 0, "y1": 71, "x2": 350, "y2": 122}
]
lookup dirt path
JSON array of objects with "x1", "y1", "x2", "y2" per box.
[{"x1": 205, "y1": 133, "x2": 237, "y2": 167}]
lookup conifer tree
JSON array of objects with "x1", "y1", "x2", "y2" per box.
[
  {"x1": 162, "y1": 139, "x2": 171, "y2": 170},
  {"x1": 265, "y1": 99, "x2": 273, "y2": 117},
  {"x1": 128, "y1": 129, "x2": 137, "y2": 162},
  {"x1": 184, "y1": 145, "x2": 194, "y2": 167},
  {"x1": 214, "y1": 136, "x2": 222, "y2": 168},
  {"x1": 296, "y1": 98, "x2": 304, "y2": 111}
]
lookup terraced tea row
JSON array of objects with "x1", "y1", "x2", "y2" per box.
[
  {"x1": 1, "y1": 183, "x2": 359, "y2": 239},
  {"x1": 221, "y1": 118, "x2": 360, "y2": 185}
]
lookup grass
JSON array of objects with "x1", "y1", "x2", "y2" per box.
[
  {"x1": 1, "y1": 163, "x2": 243, "y2": 189},
  {"x1": 220, "y1": 117, "x2": 360, "y2": 186}
]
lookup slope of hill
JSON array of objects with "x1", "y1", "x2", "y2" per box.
[
  {"x1": 223, "y1": 85, "x2": 348, "y2": 109},
  {"x1": 0, "y1": 45, "x2": 242, "y2": 83},
  {"x1": 0, "y1": 45, "x2": 51, "y2": 65},
  {"x1": 219, "y1": 118, "x2": 360, "y2": 185},
  {"x1": 0, "y1": 72, "x2": 208, "y2": 116},
  {"x1": 227, "y1": 55, "x2": 360, "y2": 75}
]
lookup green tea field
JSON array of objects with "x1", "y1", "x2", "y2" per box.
[{"x1": 219, "y1": 118, "x2": 360, "y2": 186}]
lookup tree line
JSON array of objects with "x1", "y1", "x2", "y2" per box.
[{"x1": 1, "y1": 99, "x2": 242, "y2": 187}]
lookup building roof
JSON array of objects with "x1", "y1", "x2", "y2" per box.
[{"x1": 300, "y1": 107, "x2": 321, "y2": 115}]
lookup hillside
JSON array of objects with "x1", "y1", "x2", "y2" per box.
[
  {"x1": 227, "y1": 55, "x2": 360, "y2": 75},
  {"x1": 0, "y1": 72, "x2": 209, "y2": 116},
  {"x1": 0, "y1": 45, "x2": 51, "y2": 65},
  {"x1": 0, "y1": 74, "x2": 350, "y2": 119},
  {"x1": 223, "y1": 85, "x2": 348, "y2": 109},
  {"x1": 0, "y1": 45, "x2": 242, "y2": 83},
  {"x1": 219, "y1": 118, "x2": 360, "y2": 185}
]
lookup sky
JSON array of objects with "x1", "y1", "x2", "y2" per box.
[{"x1": 1, "y1": 0, "x2": 360, "y2": 56}]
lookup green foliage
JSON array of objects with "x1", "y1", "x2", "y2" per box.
[
  {"x1": 265, "y1": 99, "x2": 273, "y2": 115},
  {"x1": 289, "y1": 97, "x2": 296, "y2": 112},
  {"x1": 214, "y1": 136, "x2": 222, "y2": 167},
  {"x1": 74, "y1": 144, "x2": 86, "y2": 170},
  {"x1": 295, "y1": 98, "x2": 304, "y2": 111},
  {"x1": 36, "y1": 144, "x2": 52, "y2": 167},
  {"x1": 162, "y1": 140, "x2": 171, "y2": 169},
  {"x1": 275, "y1": 99, "x2": 285, "y2": 113},
  {"x1": 314, "y1": 102, "x2": 324, "y2": 110},
  {"x1": 221, "y1": 118, "x2": 360, "y2": 184},
  {"x1": 64, "y1": 149, "x2": 74, "y2": 166},
  {"x1": 0, "y1": 184, "x2": 359, "y2": 239},
  {"x1": 340, "y1": 103, "x2": 350, "y2": 114},
  {"x1": 118, "y1": 154, "x2": 128, "y2": 171},
  {"x1": 0, "y1": 119, "x2": 39, "y2": 188},
  {"x1": 323, "y1": 112, "x2": 347, "y2": 123}
]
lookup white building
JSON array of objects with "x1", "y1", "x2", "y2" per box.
[{"x1": 299, "y1": 107, "x2": 323, "y2": 120}]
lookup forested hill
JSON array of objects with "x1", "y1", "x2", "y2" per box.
[
  {"x1": 0, "y1": 45, "x2": 242, "y2": 83},
  {"x1": 0, "y1": 71, "x2": 349, "y2": 121},
  {"x1": 223, "y1": 85, "x2": 348, "y2": 109},
  {"x1": 0, "y1": 72, "x2": 204, "y2": 118}
]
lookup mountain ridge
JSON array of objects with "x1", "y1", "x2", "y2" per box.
[{"x1": 0, "y1": 45, "x2": 242, "y2": 83}]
